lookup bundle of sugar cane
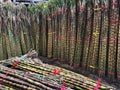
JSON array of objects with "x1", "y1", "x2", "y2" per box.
[
  {"x1": 0, "y1": 50, "x2": 115, "y2": 90},
  {"x1": 9, "y1": 63, "x2": 95, "y2": 90},
  {"x1": 16, "y1": 61, "x2": 114, "y2": 90},
  {"x1": 17, "y1": 50, "x2": 115, "y2": 89},
  {"x1": 0, "y1": 66, "x2": 65, "y2": 90},
  {"x1": 1, "y1": 66, "x2": 97, "y2": 90},
  {"x1": 4, "y1": 49, "x2": 112, "y2": 89},
  {"x1": 0, "y1": 62, "x2": 72, "y2": 90}
]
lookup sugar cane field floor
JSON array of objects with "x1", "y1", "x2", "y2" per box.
[
  {"x1": 39, "y1": 56, "x2": 120, "y2": 89},
  {"x1": 0, "y1": 53, "x2": 119, "y2": 90}
]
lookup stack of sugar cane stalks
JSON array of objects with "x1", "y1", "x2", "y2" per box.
[
  {"x1": 0, "y1": 50, "x2": 114, "y2": 90},
  {"x1": 1, "y1": 0, "x2": 120, "y2": 81},
  {"x1": 0, "y1": 2, "x2": 39, "y2": 61}
]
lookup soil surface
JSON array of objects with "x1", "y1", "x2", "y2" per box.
[{"x1": 39, "y1": 56, "x2": 120, "y2": 90}]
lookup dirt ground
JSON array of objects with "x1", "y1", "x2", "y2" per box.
[{"x1": 39, "y1": 56, "x2": 120, "y2": 90}]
